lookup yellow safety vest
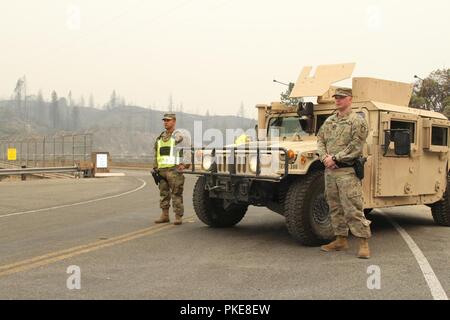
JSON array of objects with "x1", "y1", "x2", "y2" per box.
[
  {"x1": 235, "y1": 134, "x2": 249, "y2": 145},
  {"x1": 157, "y1": 136, "x2": 181, "y2": 169}
]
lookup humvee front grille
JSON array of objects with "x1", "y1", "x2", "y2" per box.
[
  {"x1": 217, "y1": 153, "x2": 247, "y2": 174},
  {"x1": 182, "y1": 146, "x2": 290, "y2": 181}
]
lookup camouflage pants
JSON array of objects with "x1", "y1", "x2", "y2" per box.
[
  {"x1": 324, "y1": 168, "x2": 372, "y2": 239},
  {"x1": 158, "y1": 168, "x2": 185, "y2": 216}
]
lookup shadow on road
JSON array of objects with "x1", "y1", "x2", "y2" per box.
[
  {"x1": 193, "y1": 217, "x2": 297, "y2": 246},
  {"x1": 369, "y1": 207, "x2": 437, "y2": 231},
  {"x1": 190, "y1": 206, "x2": 441, "y2": 247}
]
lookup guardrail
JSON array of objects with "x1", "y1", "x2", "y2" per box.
[
  {"x1": 108, "y1": 155, "x2": 153, "y2": 170},
  {"x1": 110, "y1": 155, "x2": 153, "y2": 163},
  {"x1": 0, "y1": 166, "x2": 79, "y2": 176}
]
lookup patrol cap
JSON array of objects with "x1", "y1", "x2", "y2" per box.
[
  {"x1": 332, "y1": 88, "x2": 353, "y2": 98},
  {"x1": 162, "y1": 113, "x2": 176, "y2": 120}
]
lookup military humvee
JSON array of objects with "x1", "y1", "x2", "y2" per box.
[{"x1": 184, "y1": 63, "x2": 450, "y2": 246}]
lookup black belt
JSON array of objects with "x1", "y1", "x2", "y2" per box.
[{"x1": 335, "y1": 162, "x2": 354, "y2": 168}]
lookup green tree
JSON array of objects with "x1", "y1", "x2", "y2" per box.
[
  {"x1": 88, "y1": 93, "x2": 95, "y2": 108},
  {"x1": 72, "y1": 106, "x2": 80, "y2": 131},
  {"x1": 107, "y1": 90, "x2": 117, "y2": 110},
  {"x1": 410, "y1": 69, "x2": 450, "y2": 113},
  {"x1": 68, "y1": 90, "x2": 74, "y2": 107},
  {"x1": 79, "y1": 95, "x2": 85, "y2": 107},
  {"x1": 237, "y1": 101, "x2": 245, "y2": 118},
  {"x1": 168, "y1": 94, "x2": 173, "y2": 112},
  {"x1": 50, "y1": 90, "x2": 60, "y2": 129},
  {"x1": 14, "y1": 77, "x2": 25, "y2": 115},
  {"x1": 443, "y1": 97, "x2": 450, "y2": 118},
  {"x1": 35, "y1": 89, "x2": 46, "y2": 125},
  {"x1": 280, "y1": 82, "x2": 303, "y2": 107}
]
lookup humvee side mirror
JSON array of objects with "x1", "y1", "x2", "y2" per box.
[
  {"x1": 383, "y1": 129, "x2": 411, "y2": 156},
  {"x1": 297, "y1": 102, "x2": 314, "y2": 117},
  {"x1": 297, "y1": 102, "x2": 315, "y2": 134}
]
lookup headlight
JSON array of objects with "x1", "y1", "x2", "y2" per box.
[
  {"x1": 250, "y1": 155, "x2": 273, "y2": 173},
  {"x1": 202, "y1": 154, "x2": 213, "y2": 171},
  {"x1": 249, "y1": 156, "x2": 258, "y2": 173}
]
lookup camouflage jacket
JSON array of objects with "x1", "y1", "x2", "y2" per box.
[
  {"x1": 317, "y1": 111, "x2": 368, "y2": 165},
  {"x1": 153, "y1": 130, "x2": 190, "y2": 169}
]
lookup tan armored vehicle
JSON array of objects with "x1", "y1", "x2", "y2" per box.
[{"x1": 184, "y1": 63, "x2": 450, "y2": 246}]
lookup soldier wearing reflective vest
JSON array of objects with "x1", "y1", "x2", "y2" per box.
[{"x1": 153, "y1": 113, "x2": 188, "y2": 226}]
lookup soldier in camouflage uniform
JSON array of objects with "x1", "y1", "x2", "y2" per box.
[
  {"x1": 153, "y1": 113, "x2": 189, "y2": 226},
  {"x1": 317, "y1": 88, "x2": 372, "y2": 259}
]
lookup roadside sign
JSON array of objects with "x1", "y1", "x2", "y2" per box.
[
  {"x1": 96, "y1": 153, "x2": 108, "y2": 169},
  {"x1": 7, "y1": 148, "x2": 17, "y2": 161}
]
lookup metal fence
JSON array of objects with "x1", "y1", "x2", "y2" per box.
[
  {"x1": 110, "y1": 155, "x2": 154, "y2": 164},
  {"x1": 0, "y1": 134, "x2": 93, "y2": 168},
  {"x1": 108, "y1": 155, "x2": 154, "y2": 169}
]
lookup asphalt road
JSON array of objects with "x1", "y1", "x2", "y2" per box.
[{"x1": 0, "y1": 170, "x2": 449, "y2": 300}]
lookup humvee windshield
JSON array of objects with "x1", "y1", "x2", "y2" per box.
[{"x1": 268, "y1": 116, "x2": 308, "y2": 139}]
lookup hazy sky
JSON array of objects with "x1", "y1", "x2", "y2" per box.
[{"x1": 1, "y1": 0, "x2": 449, "y2": 116}]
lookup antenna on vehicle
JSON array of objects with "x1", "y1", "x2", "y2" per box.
[{"x1": 273, "y1": 79, "x2": 290, "y2": 87}]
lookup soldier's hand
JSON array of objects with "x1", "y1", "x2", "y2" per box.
[{"x1": 324, "y1": 155, "x2": 336, "y2": 169}]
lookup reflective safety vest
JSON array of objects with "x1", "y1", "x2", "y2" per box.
[
  {"x1": 156, "y1": 136, "x2": 182, "y2": 169},
  {"x1": 235, "y1": 134, "x2": 250, "y2": 145}
]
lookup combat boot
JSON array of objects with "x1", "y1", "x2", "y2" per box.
[
  {"x1": 321, "y1": 236, "x2": 349, "y2": 252},
  {"x1": 154, "y1": 209, "x2": 170, "y2": 224},
  {"x1": 357, "y1": 238, "x2": 371, "y2": 259},
  {"x1": 174, "y1": 214, "x2": 183, "y2": 226}
]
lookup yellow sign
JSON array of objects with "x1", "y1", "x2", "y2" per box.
[{"x1": 7, "y1": 148, "x2": 17, "y2": 161}]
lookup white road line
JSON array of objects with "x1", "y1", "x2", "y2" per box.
[
  {"x1": 382, "y1": 212, "x2": 448, "y2": 300},
  {"x1": 0, "y1": 178, "x2": 147, "y2": 220}
]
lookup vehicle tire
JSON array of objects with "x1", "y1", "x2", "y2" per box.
[
  {"x1": 284, "y1": 170, "x2": 334, "y2": 246},
  {"x1": 193, "y1": 176, "x2": 248, "y2": 228},
  {"x1": 430, "y1": 175, "x2": 450, "y2": 226}
]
